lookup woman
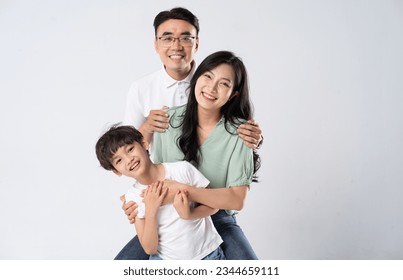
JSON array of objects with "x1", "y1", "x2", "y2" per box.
[{"x1": 118, "y1": 51, "x2": 260, "y2": 259}]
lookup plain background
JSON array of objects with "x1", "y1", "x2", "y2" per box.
[{"x1": 0, "y1": 0, "x2": 402, "y2": 259}]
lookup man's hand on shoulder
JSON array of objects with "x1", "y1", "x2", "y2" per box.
[{"x1": 237, "y1": 120, "x2": 263, "y2": 149}]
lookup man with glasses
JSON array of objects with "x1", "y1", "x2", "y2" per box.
[
  {"x1": 124, "y1": 7, "x2": 262, "y2": 148},
  {"x1": 118, "y1": 7, "x2": 262, "y2": 260}
]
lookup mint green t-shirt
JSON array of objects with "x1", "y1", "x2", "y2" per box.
[{"x1": 152, "y1": 105, "x2": 253, "y2": 191}]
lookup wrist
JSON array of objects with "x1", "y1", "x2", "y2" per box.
[
  {"x1": 145, "y1": 207, "x2": 159, "y2": 217},
  {"x1": 179, "y1": 183, "x2": 191, "y2": 191}
]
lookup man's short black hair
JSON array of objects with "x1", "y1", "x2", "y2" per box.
[{"x1": 153, "y1": 7, "x2": 200, "y2": 36}]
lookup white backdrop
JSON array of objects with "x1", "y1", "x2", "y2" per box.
[{"x1": 0, "y1": 0, "x2": 402, "y2": 259}]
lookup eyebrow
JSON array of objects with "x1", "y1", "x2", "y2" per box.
[
  {"x1": 111, "y1": 155, "x2": 120, "y2": 162},
  {"x1": 207, "y1": 70, "x2": 233, "y2": 83},
  {"x1": 160, "y1": 31, "x2": 193, "y2": 36}
]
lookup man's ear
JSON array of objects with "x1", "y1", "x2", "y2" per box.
[
  {"x1": 112, "y1": 169, "x2": 122, "y2": 176},
  {"x1": 154, "y1": 38, "x2": 158, "y2": 52},
  {"x1": 194, "y1": 37, "x2": 200, "y2": 53}
]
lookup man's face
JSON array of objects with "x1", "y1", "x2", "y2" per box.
[{"x1": 154, "y1": 19, "x2": 199, "y2": 80}]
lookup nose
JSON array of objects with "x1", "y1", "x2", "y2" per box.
[
  {"x1": 123, "y1": 155, "x2": 134, "y2": 167},
  {"x1": 208, "y1": 80, "x2": 218, "y2": 93},
  {"x1": 171, "y1": 38, "x2": 183, "y2": 50}
]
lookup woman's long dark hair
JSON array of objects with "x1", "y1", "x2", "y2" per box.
[{"x1": 175, "y1": 51, "x2": 260, "y2": 182}]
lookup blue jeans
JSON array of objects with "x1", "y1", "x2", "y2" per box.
[
  {"x1": 114, "y1": 210, "x2": 257, "y2": 260},
  {"x1": 149, "y1": 246, "x2": 225, "y2": 260},
  {"x1": 211, "y1": 210, "x2": 258, "y2": 260}
]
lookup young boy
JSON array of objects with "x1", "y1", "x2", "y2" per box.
[{"x1": 95, "y1": 124, "x2": 224, "y2": 260}]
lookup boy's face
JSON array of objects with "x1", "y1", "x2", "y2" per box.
[{"x1": 111, "y1": 141, "x2": 151, "y2": 179}]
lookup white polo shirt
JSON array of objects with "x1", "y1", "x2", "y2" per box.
[{"x1": 124, "y1": 64, "x2": 196, "y2": 129}]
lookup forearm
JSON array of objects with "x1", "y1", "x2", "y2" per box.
[
  {"x1": 139, "y1": 213, "x2": 159, "y2": 255},
  {"x1": 186, "y1": 186, "x2": 248, "y2": 211},
  {"x1": 186, "y1": 205, "x2": 218, "y2": 220}
]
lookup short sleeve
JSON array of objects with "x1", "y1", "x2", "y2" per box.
[
  {"x1": 123, "y1": 82, "x2": 146, "y2": 128},
  {"x1": 182, "y1": 161, "x2": 210, "y2": 188},
  {"x1": 152, "y1": 130, "x2": 164, "y2": 164},
  {"x1": 226, "y1": 140, "x2": 254, "y2": 187}
]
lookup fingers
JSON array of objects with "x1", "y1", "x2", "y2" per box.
[
  {"x1": 181, "y1": 190, "x2": 189, "y2": 204},
  {"x1": 237, "y1": 120, "x2": 262, "y2": 149},
  {"x1": 144, "y1": 181, "x2": 168, "y2": 204},
  {"x1": 122, "y1": 200, "x2": 135, "y2": 211},
  {"x1": 173, "y1": 190, "x2": 188, "y2": 204},
  {"x1": 147, "y1": 180, "x2": 162, "y2": 193},
  {"x1": 243, "y1": 136, "x2": 259, "y2": 149},
  {"x1": 238, "y1": 121, "x2": 262, "y2": 137},
  {"x1": 149, "y1": 109, "x2": 169, "y2": 120},
  {"x1": 146, "y1": 110, "x2": 169, "y2": 132},
  {"x1": 123, "y1": 202, "x2": 138, "y2": 223},
  {"x1": 173, "y1": 190, "x2": 181, "y2": 204},
  {"x1": 127, "y1": 205, "x2": 138, "y2": 223},
  {"x1": 120, "y1": 194, "x2": 125, "y2": 203},
  {"x1": 161, "y1": 185, "x2": 168, "y2": 199},
  {"x1": 123, "y1": 201, "x2": 136, "y2": 212}
]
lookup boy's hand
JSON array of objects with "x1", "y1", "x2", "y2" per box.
[
  {"x1": 120, "y1": 195, "x2": 138, "y2": 224},
  {"x1": 143, "y1": 181, "x2": 168, "y2": 216},
  {"x1": 173, "y1": 190, "x2": 191, "y2": 219},
  {"x1": 237, "y1": 120, "x2": 262, "y2": 149}
]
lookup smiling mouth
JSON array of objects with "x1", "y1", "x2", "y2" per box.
[
  {"x1": 129, "y1": 161, "x2": 140, "y2": 171},
  {"x1": 202, "y1": 92, "x2": 217, "y2": 101},
  {"x1": 169, "y1": 54, "x2": 184, "y2": 60}
]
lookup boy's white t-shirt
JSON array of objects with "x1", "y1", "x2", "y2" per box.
[{"x1": 125, "y1": 161, "x2": 222, "y2": 260}]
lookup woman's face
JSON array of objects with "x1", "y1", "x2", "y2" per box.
[{"x1": 195, "y1": 63, "x2": 236, "y2": 112}]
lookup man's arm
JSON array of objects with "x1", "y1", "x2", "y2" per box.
[{"x1": 124, "y1": 81, "x2": 169, "y2": 144}]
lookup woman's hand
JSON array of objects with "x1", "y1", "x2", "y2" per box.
[
  {"x1": 237, "y1": 120, "x2": 263, "y2": 149},
  {"x1": 120, "y1": 195, "x2": 138, "y2": 224}
]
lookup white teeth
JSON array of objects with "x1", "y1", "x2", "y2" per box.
[
  {"x1": 169, "y1": 55, "x2": 183, "y2": 59},
  {"x1": 203, "y1": 92, "x2": 216, "y2": 100},
  {"x1": 130, "y1": 161, "x2": 139, "y2": 171}
]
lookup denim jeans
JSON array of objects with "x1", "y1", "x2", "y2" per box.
[
  {"x1": 149, "y1": 246, "x2": 225, "y2": 260},
  {"x1": 211, "y1": 210, "x2": 258, "y2": 260},
  {"x1": 114, "y1": 210, "x2": 257, "y2": 260}
]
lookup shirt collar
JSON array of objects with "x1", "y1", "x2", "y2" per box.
[{"x1": 162, "y1": 61, "x2": 197, "y2": 88}]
